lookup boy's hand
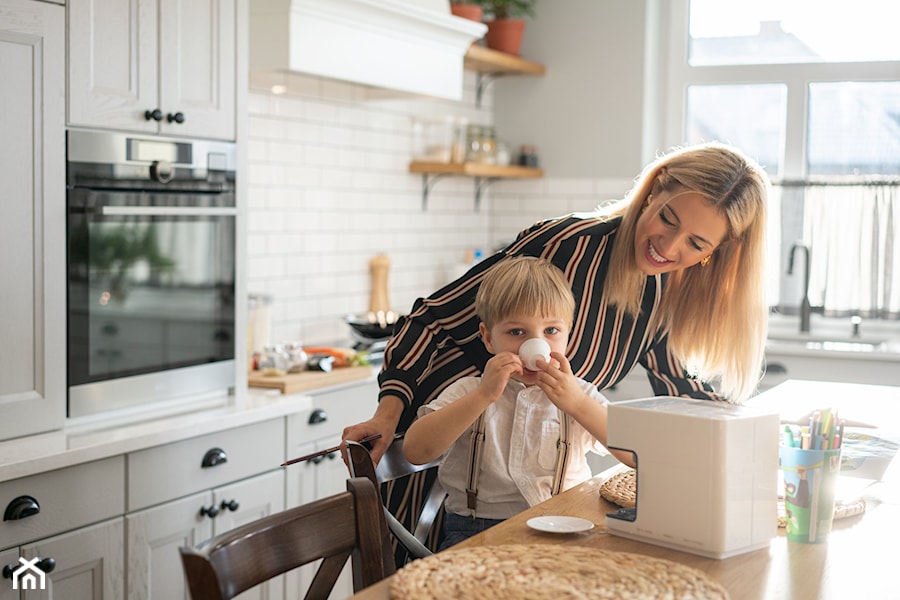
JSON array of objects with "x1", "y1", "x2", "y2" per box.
[
  {"x1": 535, "y1": 351, "x2": 588, "y2": 412},
  {"x1": 479, "y1": 351, "x2": 523, "y2": 401}
]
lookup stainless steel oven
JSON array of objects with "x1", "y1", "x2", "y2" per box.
[{"x1": 66, "y1": 130, "x2": 237, "y2": 418}]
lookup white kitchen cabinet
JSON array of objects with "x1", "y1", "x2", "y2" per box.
[
  {"x1": 126, "y1": 470, "x2": 284, "y2": 600},
  {"x1": 1, "y1": 518, "x2": 124, "y2": 600},
  {"x1": 0, "y1": 457, "x2": 125, "y2": 600},
  {"x1": 284, "y1": 378, "x2": 379, "y2": 600},
  {"x1": 0, "y1": 0, "x2": 66, "y2": 441},
  {"x1": 67, "y1": 0, "x2": 236, "y2": 140},
  {"x1": 125, "y1": 418, "x2": 284, "y2": 599},
  {"x1": 760, "y1": 351, "x2": 900, "y2": 394}
]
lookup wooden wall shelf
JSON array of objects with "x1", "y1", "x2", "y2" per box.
[
  {"x1": 463, "y1": 46, "x2": 546, "y2": 107},
  {"x1": 463, "y1": 46, "x2": 546, "y2": 76},
  {"x1": 409, "y1": 161, "x2": 544, "y2": 210}
]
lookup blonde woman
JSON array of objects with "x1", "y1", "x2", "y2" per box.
[{"x1": 343, "y1": 142, "x2": 769, "y2": 554}]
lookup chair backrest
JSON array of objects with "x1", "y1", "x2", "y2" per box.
[
  {"x1": 346, "y1": 435, "x2": 446, "y2": 565},
  {"x1": 180, "y1": 477, "x2": 394, "y2": 600}
]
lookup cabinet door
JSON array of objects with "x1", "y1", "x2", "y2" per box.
[
  {"x1": 158, "y1": 0, "x2": 236, "y2": 139},
  {"x1": 213, "y1": 471, "x2": 285, "y2": 600},
  {"x1": 126, "y1": 491, "x2": 213, "y2": 600},
  {"x1": 67, "y1": 0, "x2": 159, "y2": 133},
  {"x1": 21, "y1": 519, "x2": 124, "y2": 600},
  {"x1": 0, "y1": 547, "x2": 19, "y2": 600},
  {"x1": 0, "y1": 0, "x2": 66, "y2": 439}
]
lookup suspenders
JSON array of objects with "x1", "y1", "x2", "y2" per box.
[{"x1": 465, "y1": 407, "x2": 571, "y2": 512}]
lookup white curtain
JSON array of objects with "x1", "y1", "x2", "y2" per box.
[{"x1": 803, "y1": 184, "x2": 899, "y2": 319}]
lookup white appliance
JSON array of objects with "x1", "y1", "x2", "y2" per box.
[{"x1": 605, "y1": 397, "x2": 780, "y2": 559}]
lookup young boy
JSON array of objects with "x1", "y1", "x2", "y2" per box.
[{"x1": 403, "y1": 256, "x2": 634, "y2": 549}]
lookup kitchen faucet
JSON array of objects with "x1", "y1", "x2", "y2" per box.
[{"x1": 787, "y1": 243, "x2": 824, "y2": 333}]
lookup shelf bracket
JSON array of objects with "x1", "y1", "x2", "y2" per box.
[
  {"x1": 475, "y1": 72, "x2": 506, "y2": 108},
  {"x1": 474, "y1": 177, "x2": 499, "y2": 211},
  {"x1": 418, "y1": 173, "x2": 498, "y2": 211},
  {"x1": 420, "y1": 172, "x2": 451, "y2": 210}
]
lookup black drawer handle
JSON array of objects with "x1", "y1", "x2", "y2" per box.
[
  {"x1": 3, "y1": 557, "x2": 55, "y2": 579},
  {"x1": 200, "y1": 505, "x2": 219, "y2": 519},
  {"x1": 4, "y1": 496, "x2": 40, "y2": 521},
  {"x1": 201, "y1": 447, "x2": 228, "y2": 468},
  {"x1": 220, "y1": 499, "x2": 240, "y2": 512},
  {"x1": 308, "y1": 409, "x2": 327, "y2": 425}
]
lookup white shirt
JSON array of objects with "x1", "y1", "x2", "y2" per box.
[{"x1": 418, "y1": 376, "x2": 610, "y2": 520}]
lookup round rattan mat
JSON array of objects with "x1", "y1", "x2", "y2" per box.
[
  {"x1": 390, "y1": 544, "x2": 730, "y2": 599},
  {"x1": 600, "y1": 468, "x2": 866, "y2": 527}
]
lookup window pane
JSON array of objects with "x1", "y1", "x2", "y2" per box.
[
  {"x1": 808, "y1": 82, "x2": 900, "y2": 176},
  {"x1": 689, "y1": 0, "x2": 900, "y2": 66},
  {"x1": 685, "y1": 84, "x2": 786, "y2": 176}
]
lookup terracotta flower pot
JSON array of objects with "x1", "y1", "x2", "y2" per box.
[
  {"x1": 484, "y1": 18, "x2": 526, "y2": 56},
  {"x1": 450, "y1": 4, "x2": 483, "y2": 22}
]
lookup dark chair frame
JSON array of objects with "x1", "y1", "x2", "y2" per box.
[
  {"x1": 346, "y1": 435, "x2": 446, "y2": 565},
  {"x1": 180, "y1": 477, "x2": 394, "y2": 600}
]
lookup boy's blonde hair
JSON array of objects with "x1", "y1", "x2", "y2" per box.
[{"x1": 475, "y1": 256, "x2": 575, "y2": 329}]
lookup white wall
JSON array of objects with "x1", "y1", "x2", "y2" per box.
[{"x1": 246, "y1": 2, "x2": 650, "y2": 346}]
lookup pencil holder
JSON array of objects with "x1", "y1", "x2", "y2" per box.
[{"x1": 779, "y1": 446, "x2": 842, "y2": 543}]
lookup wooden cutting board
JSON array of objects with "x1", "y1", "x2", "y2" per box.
[{"x1": 248, "y1": 365, "x2": 374, "y2": 395}]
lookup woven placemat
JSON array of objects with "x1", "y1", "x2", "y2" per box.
[
  {"x1": 390, "y1": 544, "x2": 729, "y2": 599},
  {"x1": 600, "y1": 468, "x2": 866, "y2": 526}
]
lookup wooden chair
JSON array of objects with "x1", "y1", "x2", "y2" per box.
[
  {"x1": 179, "y1": 477, "x2": 394, "y2": 600},
  {"x1": 346, "y1": 435, "x2": 446, "y2": 566}
]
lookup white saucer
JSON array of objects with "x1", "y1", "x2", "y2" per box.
[{"x1": 526, "y1": 515, "x2": 594, "y2": 533}]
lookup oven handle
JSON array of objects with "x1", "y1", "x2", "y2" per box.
[{"x1": 99, "y1": 206, "x2": 238, "y2": 217}]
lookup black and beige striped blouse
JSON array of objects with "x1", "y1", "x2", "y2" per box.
[{"x1": 379, "y1": 214, "x2": 719, "y2": 432}]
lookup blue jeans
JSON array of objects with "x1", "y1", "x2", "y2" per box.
[{"x1": 439, "y1": 512, "x2": 505, "y2": 550}]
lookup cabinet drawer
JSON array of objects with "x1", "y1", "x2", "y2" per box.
[
  {"x1": 127, "y1": 418, "x2": 284, "y2": 511},
  {"x1": 287, "y1": 380, "x2": 378, "y2": 448},
  {"x1": 0, "y1": 456, "x2": 124, "y2": 549}
]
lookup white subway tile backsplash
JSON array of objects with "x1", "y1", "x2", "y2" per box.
[{"x1": 247, "y1": 74, "x2": 601, "y2": 345}]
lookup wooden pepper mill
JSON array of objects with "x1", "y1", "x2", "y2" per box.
[{"x1": 368, "y1": 254, "x2": 391, "y2": 324}]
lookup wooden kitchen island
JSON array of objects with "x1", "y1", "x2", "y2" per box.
[{"x1": 349, "y1": 381, "x2": 900, "y2": 600}]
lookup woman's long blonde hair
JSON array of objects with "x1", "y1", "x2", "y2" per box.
[{"x1": 603, "y1": 142, "x2": 770, "y2": 403}]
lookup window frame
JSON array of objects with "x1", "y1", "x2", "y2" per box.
[{"x1": 661, "y1": 0, "x2": 900, "y2": 181}]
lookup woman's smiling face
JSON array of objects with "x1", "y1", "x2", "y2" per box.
[{"x1": 633, "y1": 189, "x2": 729, "y2": 275}]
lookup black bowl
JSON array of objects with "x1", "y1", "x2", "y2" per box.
[{"x1": 346, "y1": 313, "x2": 401, "y2": 341}]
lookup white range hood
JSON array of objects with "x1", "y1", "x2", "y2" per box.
[{"x1": 250, "y1": 0, "x2": 487, "y2": 100}]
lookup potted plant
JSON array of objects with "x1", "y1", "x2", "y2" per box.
[
  {"x1": 449, "y1": 1, "x2": 484, "y2": 23},
  {"x1": 473, "y1": 0, "x2": 536, "y2": 56}
]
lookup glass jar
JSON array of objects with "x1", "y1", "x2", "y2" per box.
[
  {"x1": 480, "y1": 126, "x2": 497, "y2": 164},
  {"x1": 466, "y1": 124, "x2": 483, "y2": 163}
]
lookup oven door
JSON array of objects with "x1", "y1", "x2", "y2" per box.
[{"x1": 67, "y1": 186, "x2": 237, "y2": 418}]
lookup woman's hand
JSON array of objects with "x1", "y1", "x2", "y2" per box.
[{"x1": 341, "y1": 396, "x2": 403, "y2": 464}]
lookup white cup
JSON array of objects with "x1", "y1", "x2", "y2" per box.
[{"x1": 519, "y1": 338, "x2": 551, "y2": 370}]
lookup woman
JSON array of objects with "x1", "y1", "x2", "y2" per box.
[{"x1": 343, "y1": 141, "x2": 769, "y2": 466}]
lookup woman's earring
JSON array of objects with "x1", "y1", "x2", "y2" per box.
[{"x1": 700, "y1": 255, "x2": 711, "y2": 267}]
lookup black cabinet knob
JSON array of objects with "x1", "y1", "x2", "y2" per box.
[
  {"x1": 2, "y1": 557, "x2": 55, "y2": 579},
  {"x1": 4, "y1": 496, "x2": 40, "y2": 521},
  {"x1": 37, "y1": 558, "x2": 55, "y2": 574},
  {"x1": 308, "y1": 409, "x2": 327, "y2": 425},
  {"x1": 166, "y1": 111, "x2": 185, "y2": 124},
  {"x1": 200, "y1": 505, "x2": 220, "y2": 518},
  {"x1": 144, "y1": 108, "x2": 163, "y2": 121},
  {"x1": 201, "y1": 447, "x2": 228, "y2": 468},
  {"x1": 220, "y1": 499, "x2": 239, "y2": 512}
]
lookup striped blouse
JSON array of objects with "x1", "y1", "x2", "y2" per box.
[{"x1": 379, "y1": 214, "x2": 720, "y2": 432}]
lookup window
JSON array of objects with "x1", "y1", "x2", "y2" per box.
[{"x1": 664, "y1": 0, "x2": 900, "y2": 318}]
